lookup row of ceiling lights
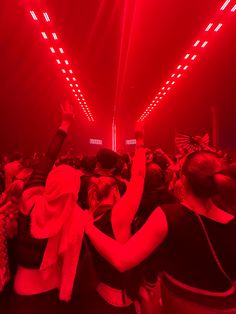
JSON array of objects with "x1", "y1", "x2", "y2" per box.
[
  {"x1": 138, "y1": 0, "x2": 236, "y2": 122},
  {"x1": 29, "y1": 9, "x2": 94, "y2": 122}
]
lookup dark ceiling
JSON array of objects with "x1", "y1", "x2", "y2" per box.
[{"x1": 0, "y1": 0, "x2": 236, "y2": 154}]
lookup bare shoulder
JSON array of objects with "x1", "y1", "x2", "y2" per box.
[{"x1": 148, "y1": 206, "x2": 169, "y2": 231}]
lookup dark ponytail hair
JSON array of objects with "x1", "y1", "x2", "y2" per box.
[{"x1": 182, "y1": 151, "x2": 236, "y2": 202}]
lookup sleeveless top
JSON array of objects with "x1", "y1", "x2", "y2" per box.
[
  {"x1": 148, "y1": 203, "x2": 236, "y2": 292},
  {"x1": 88, "y1": 208, "x2": 142, "y2": 299},
  {"x1": 16, "y1": 209, "x2": 47, "y2": 269}
]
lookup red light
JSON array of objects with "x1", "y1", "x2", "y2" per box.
[
  {"x1": 184, "y1": 54, "x2": 190, "y2": 59},
  {"x1": 75, "y1": 84, "x2": 78, "y2": 87},
  {"x1": 183, "y1": 65, "x2": 188, "y2": 70},
  {"x1": 41, "y1": 32, "x2": 48, "y2": 39},
  {"x1": 65, "y1": 60, "x2": 69, "y2": 65},
  {"x1": 220, "y1": 0, "x2": 231, "y2": 10},
  {"x1": 72, "y1": 89, "x2": 76, "y2": 92},
  {"x1": 73, "y1": 77, "x2": 76, "y2": 81},
  {"x1": 56, "y1": 59, "x2": 61, "y2": 64},
  {"x1": 30, "y1": 11, "x2": 38, "y2": 21},
  {"x1": 43, "y1": 12, "x2": 50, "y2": 22},
  {"x1": 205, "y1": 23, "x2": 213, "y2": 31},
  {"x1": 163, "y1": 92, "x2": 167, "y2": 95},
  {"x1": 231, "y1": 4, "x2": 236, "y2": 11},
  {"x1": 62, "y1": 69, "x2": 66, "y2": 73},
  {"x1": 50, "y1": 47, "x2": 55, "y2": 53},
  {"x1": 177, "y1": 65, "x2": 182, "y2": 70},
  {"x1": 59, "y1": 48, "x2": 64, "y2": 54},
  {"x1": 66, "y1": 77, "x2": 70, "y2": 81},
  {"x1": 69, "y1": 70, "x2": 73, "y2": 74},
  {"x1": 162, "y1": 87, "x2": 165, "y2": 90},
  {"x1": 214, "y1": 23, "x2": 223, "y2": 32},
  {"x1": 177, "y1": 74, "x2": 181, "y2": 78},
  {"x1": 191, "y1": 54, "x2": 197, "y2": 60},
  {"x1": 193, "y1": 40, "x2": 200, "y2": 47},
  {"x1": 171, "y1": 81, "x2": 175, "y2": 85},
  {"x1": 171, "y1": 73, "x2": 176, "y2": 77},
  {"x1": 167, "y1": 87, "x2": 171, "y2": 90},
  {"x1": 52, "y1": 33, "x2": 58, "y2": 40},
  {"x1": 166, "y1": 81, "x2": 170, "y2": 84},
  {"x1": 201, "y1": 41, "x2": 208, "y2": 48}
]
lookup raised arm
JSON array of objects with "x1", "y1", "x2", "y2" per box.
[
  {"x1": 111, "y1": 123, "x2": 146, "y2": 242},
  {"x1": 22, "y1": 101, "x2": 74, "y2": 212},
  {"x1": 86, "y1": 206, "x2": 168, "y2": 272},
  {"x1": 25, "y1": 101, "x2": 74, "y2": 189}
]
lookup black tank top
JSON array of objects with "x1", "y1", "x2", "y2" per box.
[
  {"x1": 88, "y1": 209, "x2": 142, "y2": 299},
  {"x1": 149, "y1": 203, "x2": 236, "y2": 292},
  {"x1": 16, "y1": 209, "x2": 47, "y2": 269}
]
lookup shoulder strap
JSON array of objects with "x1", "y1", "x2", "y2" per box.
[{"x1": 196, "y1": 213, "x2": 235, "y2": 288}]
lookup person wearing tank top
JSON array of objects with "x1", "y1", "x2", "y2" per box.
[{"x1": 85, "y1": 150, "x2": 236, "y2": 313}]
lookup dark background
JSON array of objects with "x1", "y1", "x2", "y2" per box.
[{"x1": 0, "y1": 0, "x2": 235, "y2": 155}]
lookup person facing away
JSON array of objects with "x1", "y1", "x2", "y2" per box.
[
  {"x1": 78, "y1": 148, "x2": 127, "y2": 209},
  {"x1": 85, "y1": 150, "x2": 236, "y2": 314}
]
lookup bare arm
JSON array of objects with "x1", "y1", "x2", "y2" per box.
[
  {"x1": 112, "y1": 123, "x2": 146, "y2": 242},
  {"x1": 86, "y1": 206, "x2": 168, "y2": 272}
]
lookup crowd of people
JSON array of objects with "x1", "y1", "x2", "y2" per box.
[{"x1": 0, "y1": 101, "x2": 236, "y2": 314}]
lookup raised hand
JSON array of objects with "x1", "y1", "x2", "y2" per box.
[
  {"x1": 61, "y1": 100, "x2": 75, "y2": 123},
  {"x1": 135, "y1": 122, "x2": 144, "y2": 147},
  {"x1": 59, "y1": 100, "x2": 75, "y2": 132}
]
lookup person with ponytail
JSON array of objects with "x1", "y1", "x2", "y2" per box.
[
  {"x1": 82, "y1": 123, "x2": 146, "y2": 314},
  {"x1": 85, "y1": 150, "x2": 236, "y2": 314}
]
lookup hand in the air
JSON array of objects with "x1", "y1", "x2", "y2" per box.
[{"x1": 61, "y1": 100, "x2": 75, "y2": 123}]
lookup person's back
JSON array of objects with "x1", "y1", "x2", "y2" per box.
[
  {"x1": 157, "y1": 151, "x2": 236, "y2": 313},
  {"x1": 152, "y1": 203, "x2": 236, "y2": 291},
  {"x1": 78, "y1": 149, "x2": 127, "y2": 209},
  {"x1": 84, "y1": 150, "x2": 236, "y2": 314}
]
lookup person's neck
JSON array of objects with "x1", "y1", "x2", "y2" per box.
[
  {"x1": 181, "y1": 193, "x2": 234, "y2": 223},
  {"x1": 181, "y1": 193, "x2": 214, "y2": 215}
]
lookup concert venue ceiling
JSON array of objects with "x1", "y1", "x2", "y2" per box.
[{"x1": 0, "y1": 0, "x2": 236, "y2": 154}]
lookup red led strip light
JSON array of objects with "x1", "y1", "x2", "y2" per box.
[
  {"x1": 28, "y1": 10, "x2": 94, "y2": 122},
  {"x1": 138, "y1": 0, "x2": 236, "y2": 122}
]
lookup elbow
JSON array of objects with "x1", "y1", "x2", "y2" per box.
[{"x1": 112, "y1": 255, "x2": 132, "y2": 273}]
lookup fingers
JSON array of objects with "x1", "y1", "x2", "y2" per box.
[
  {"x1": 60, "y1": 103, "x2": 65, "y2": 113},
  {"x1": 61, "y1": 100, "x2": 72, "y2": 112},
  {"x1": 135, "y1": 121, "x2": 145, "y2": 141}
]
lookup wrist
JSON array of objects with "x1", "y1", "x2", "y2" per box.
[
  {"x1": 85, "y1": 223, "x2": 94, "y2": 235},
  {"x1": 136, "y1": 139, "x2": 144, "y2": 148},
  {"x1": 59, "y1": 121, "x2": 71, "y2": 133}
]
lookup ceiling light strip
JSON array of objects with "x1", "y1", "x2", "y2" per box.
[
  {"x1": 138, "y1": 0, "x2": 235, "y2": 121},
  {"x1": 28, "y1": 9, "x2": 94, "y2": 121}
]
